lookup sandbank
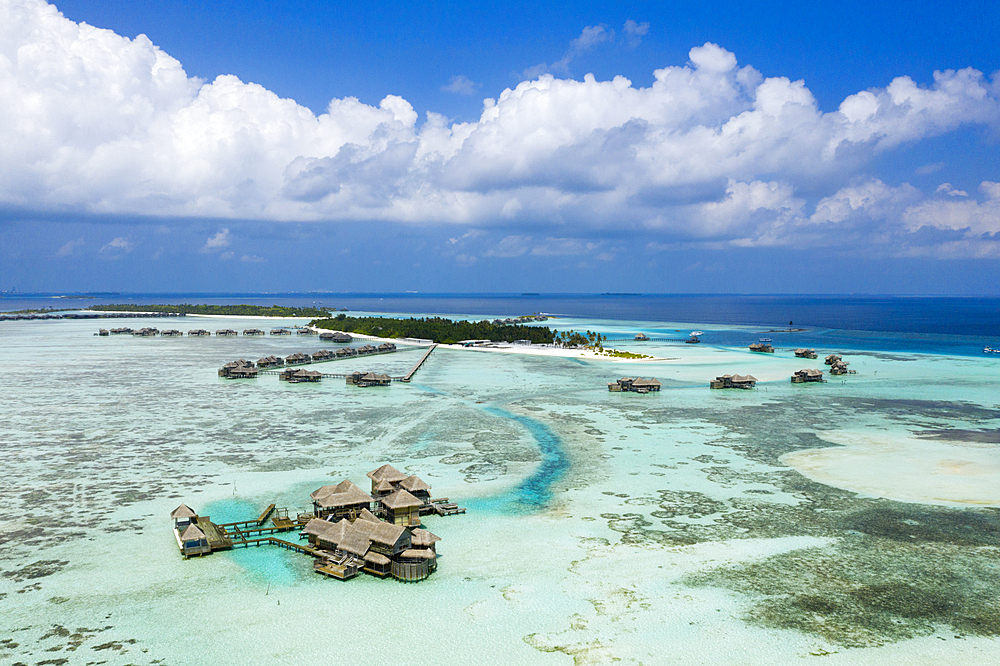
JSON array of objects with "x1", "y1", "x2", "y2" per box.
[{"x1": 781, "y1": 430, "x2": 1000, "y2": 507}]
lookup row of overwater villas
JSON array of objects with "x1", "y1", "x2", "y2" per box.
[
  {"x1": 100, "y1": 327, "x2": 320, "y2": 336},
  {"x1": 608, "y1": 377, "x2": 662, "y2": 392},
  {"x1": 218, "y1": 344, "x2": 397, "y2": 377}
]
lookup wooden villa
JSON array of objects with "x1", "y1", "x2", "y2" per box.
[
  {"x1": 829, "y1": 360, "x2": 856, "y2": 375},
  {"x1": 218, "y1": 359, "x2": 258, "y2": 378},
  {"x1": 332, "y1": 332, "x2": 353, "y2": 343},
  {"x1": 710, "y1": 374, "x2": 758, "y2": 389},
  {"x1": 310, "y1": 481, "x2": 374, "y2": 520},
  {"x1": 335, "y1": 347, "x2": 358, "y2": 358},
  {"x1": 634, "y1": 333, "x2": 649, "y2": 341},
  {"x1": 133, "y1": 327, "x2": 159, "y2": 337},
  {"x1": 279, "y1": 368, "x2": 322, "y2": 383},
  {"x1": 377, "y1": 342, "x2": 396, "y2": 352},
  {"x1": 791, "y1": 368, "x2": 826, "y2": 383},
  {"x1": 608, "y1": 377, "x2": 662, "y2": 393},
  {"x1": 98, "y1": 328, "x2": 109, "y2": 336},
  {"x1": 170, "y1": 504, "x2": 211, "y2": 558},
  {"x1": 319, "y1": 331, "x2": 335, "y2": 341},
  {"x1": 749, "y1": 342, "x2": 774, "y2": 353},
  {"x1": 188, "y1": 329, "x2": 210, "y2": 336},
  {"x1": 257, "y1": 355, "x2": 284, "y2": 368},
  {"x1": 297, "y1": 328, "x2": 317, "y2": 335},
  {"x1": 302, "y1": 509, "x2": 439, "y2": 581},
  {"x1": 795, "y1": 348, "x2": 818, "y2": 359},
  {"x1": 357, "y1": 344, "x2": 377, "y2": 355},
  {"x1": 346, "y1": 371, "x2": 392, "y2": 387},
  {"x1": 311, "y1": 349, "x2": 335, "y2": 361},
  {"x1": 216, "y1": 329, "x2": 238, "y2": 337},
  {"x1": 270, "y1": 328, "x2": 291, "y2": 335},
  {"x1": 244, "y1": 328, "x2": 265, "y2": 336},
  {"x1": 110, "y1": 327, "x2": 133, "y2": 334},
  {"x1": 285, "y1": 352, "x2": 312, "y2": 365},
  {"x1": 825, "y1": 354, "x2": 842, "y2": 365}
]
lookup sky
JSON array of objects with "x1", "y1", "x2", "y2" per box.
[{"x1": 1, "y1": 0, "x2": 999, "y2": 295}]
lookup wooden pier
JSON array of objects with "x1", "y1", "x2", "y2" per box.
[
  {"x1": 427, "y1": 497, "x2": 466, "y2": 516},
  {"x1": 401, "y1": 344, "x2": 438, "y2": 382}
]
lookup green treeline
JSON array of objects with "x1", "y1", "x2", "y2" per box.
[
  {"x1": 87, "y1": 303, "x2": 330, "y2": 317},
  {"x1": 312, "y1": 314, "x2": 553, "y2": 344}
]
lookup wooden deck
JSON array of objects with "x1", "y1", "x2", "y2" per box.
[{"x1": 427, "y1": 498, "x2": 466, "y2": 516}]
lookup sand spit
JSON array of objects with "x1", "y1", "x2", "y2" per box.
[{"x1": 781, "y1": 430, "x2": 1000, "y2": 507}]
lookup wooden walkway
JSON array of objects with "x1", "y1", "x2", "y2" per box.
[
  {"x1": 257, "y1": 344, "x2": 435, "y2": 379},
  {"x1": 427, "y1": 497, "x2": 466, "y2": 516},
  {"x1": 401, "y1": 344, "x2": 438, "y2": 382}
]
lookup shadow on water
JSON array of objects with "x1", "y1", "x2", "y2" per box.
[{"x1": 468, "y1": 406, "x2": 570, "y2": 514}]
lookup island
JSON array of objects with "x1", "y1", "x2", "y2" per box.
[
  {"x1": 310, "y1": 313, "x2": 553, "y2": 344},
  {"x1": 87, "y1": 303, "x2": 331, "y2": 317}
]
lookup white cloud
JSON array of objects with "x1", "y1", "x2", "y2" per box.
[
  {"x1": 99, "y1": 236, "x2": 133, "y2": 256},
  {"x1": 2, "y1": 1, "x2": 1000, "y2": 259},
  {"x1": 201, "y1": 228, "x2": 230, "y2": 252},
  {"x1": 916, "y1": 161, "x2": 945, "y2": 175},
  {"x1": 524, "y1": 24, "x2": 615, "y2": 77},
  {"x1": 56, "y1": 238, "x2": 84, "y2": 257},
  {"x1": 240, "y1": 254, "x2": 265, "y2": 263},
  {"x1": 442, "y1": 75, "x2": 478, "y2": 95},
  {"x1": 935, "y1": 183, "x2": 968, "y2": 197},
  {"x1": 623, "y1": 20, "x2": 649, "y2": 48}
]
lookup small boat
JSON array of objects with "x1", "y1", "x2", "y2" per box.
[
  {"x1": 986, "y1": 346, "x2": 999, "y2": 353},
  {"x1": 759, "y1": 337, "x2": 772, "y2": 342},
  {"x1": 690, "y1": 331, "x2": 704, "y2": 337}
]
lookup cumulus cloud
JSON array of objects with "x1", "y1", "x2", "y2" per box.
[
  {"x1": 2, "y1": 1, "x2": 1000, "y2": 258},
  {"x1": 99, "y1": 236, "x2": 133, "y2": 257},
  {"x1": 441, "y1": 75, "x2": 478, "y2": 95},
  {"x1": 201, "y1": 228, "x2": 231, "y2": 252}
]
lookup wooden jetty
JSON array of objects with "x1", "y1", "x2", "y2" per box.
[
  {"x1": 427, "y1": 498, "x2": 466, "y2": 516},
  {"x1": 401, "y1": 344, "x2": 437, "y2": 382}
]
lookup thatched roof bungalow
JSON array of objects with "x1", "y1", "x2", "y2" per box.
[
  {"x1": 381, "y1": 489, "x2": 423, "y2": 527},
  {"x1": 791, "y1": 368, "x2": 825, "y2": 383},
  {"x1": 270, "y1": 328, "x2": 291, "y2": 335},
  {"x1": 749, "y1": 342, "x2": 774, "y2": 353},
  {"x1": 310, "y1": 480, "x2": 374, "y2": 520},
  {"x1": 178, "y1": 523, "x2": 210, "y2": 558},
  {"x1": 311, "y1": 349, "x2": 335, "y2": 361},
  {"x1": 279, "y1": 368, "x2": 321, "y2": 383},
  {"x1": 284, "y1": 352, "x2": 312, "y2": 365},
  {"x1": 216, "y1": 329, "x2": 237, "y2": 336},
  {"x1": 243, "y1": 329, "x2": 264, "y2": 336},
  {"x1": 332, "y1": 332, "x2": 352, "y2": 343},
  {"x1": 608, "y1": 377, "x2": 662, "y2": 393},
  {"x1": 188, "y1": 329, "x2": 210, "y2": 336},
  {"x1": 795, "y1": 348, "x2": 818, "y2": 359},
  {"x1": 710, "y1": 374, "x2": 757, "y2": 389},
  {"x1": 257, "y1": 355, "x2": 284, "y2": 368}
]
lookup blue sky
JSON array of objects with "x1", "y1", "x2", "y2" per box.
[{"x1": 1, "y1": 0, "x2": 999, "y2": 294}]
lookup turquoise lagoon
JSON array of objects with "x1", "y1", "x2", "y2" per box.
[{"x1": 1, "y1": 312, "x2": 999, "y2": 664}]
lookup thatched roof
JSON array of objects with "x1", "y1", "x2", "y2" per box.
[
  {"x1": 364, "y1": 551, "x2": 391, "y2": 565},
  {"x1": 170, "y1": 504, "x2": 197, "y2": 519},
  {"x1": 631, "y1": 378, "x2": 661, "y2": 388},
  {"x1": 731, "y1": 374, "x2": 757, "y2": 383},
  {"x1": 382, "y1": 489, "x2": 422, "y2": 509},
  {"x1": 339, "y1": 519, "x2": 379, "y2": 556},
  {"x1": 400, "y1": 548, "x2": 436, "y2": 559},
  {"x1": 180, "y1": 523, "x2": 206, "y2": 541},
  {"x1": 367, "y1": 464, "x2": 407, "y2": 483},
  {"x1": 368, "y1": 521, "x2": 406, "y2": 546},
  {"x1": 357, "y1": 508, "x2": 381, "y2": 523},
  {"x1": 410, "y1": 528, "x2": 441, "y2": 547},
  {"x1": 374, "y1": 479, "x2": 395, "y2": 493},
  {"x1": 400, "y1": 475, "x2": 430, "y2": 492},
  {"x1": 312, "y1": 480, "x2": 372, "y2": 508}
]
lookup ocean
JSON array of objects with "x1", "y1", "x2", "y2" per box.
[{"x1": 1, "y1": 294, "x2": 998, "y2": 664}]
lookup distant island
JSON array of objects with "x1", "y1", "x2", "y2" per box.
[
  {"x1": 312, "y1": 313, "x2": 553, "y2": 344},
  {"x1": 87, "y1": 303, "x2": 331, "y2": 318}
]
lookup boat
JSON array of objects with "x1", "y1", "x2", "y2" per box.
[
  {"x1": 986, "y1": 346, "x2": 999, "y2": 353},
  {"x1": 690, "y1": 331, "x2": 703, "y2": 337},
  {"x1": 759, "y1": 337, "x2": 772, "y2": 343}
]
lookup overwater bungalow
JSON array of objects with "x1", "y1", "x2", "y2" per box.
[
  {"x1": 749, "y1": 342, "x2": 774, "y2": 353},
  {"x1": 319, "y1": 331, "x2": 335, "y2": 341},
  {"x1": 829, "y1": 360, "x2": 856, "y2": 375},
  {"x1": 285, "y1": 352, "x2": 312, "y2": 365},
  {"x1": 170, "y1": 503, "x2": 198, "y2": 529},
  {"x1": 825, "y1": 354, "x2": 842, "y2": 365},
  {"x1": 110, "y1": 327, "x2": 132, "y2": 334},
  {"x1": 608, "y1": 377, "x2": 662, "y2": 393},
  {"x1": 795, "y1": 348, "x2": 818, "y2": 359},
  {"x1": 303, "y1": 510, "x2": 438, "y2": 581},
  {"x1": 297, "y1": 328, "x2": 317, "y2": 335},
  {"x1": 634, "y1": 333, "x2": 649, "y2": 341},
  {"x1": 216, "y1": 329, "x2": 237, "y2": 337},
  {"x1": 133, "y1": 327, "x2": 159, "y2": 337},
  {"x1": 161, "y1": 329, "x2": 183, "y2": 337},
  {"x1": 170, "y1": 504, "x2": 210, "y2": 558},
  {"x1": 335, "y1": 347, "x2": 354, "y2": 358},
  {"x1": 188, "y1": 329, "x2": 210, "y2": 336},
  {"x1": 311, "y1": 349, "x2": 335, "y2": 361},
  {"x1": 791, "y1": 368, "x2": 826, "y2": 383},
  {"x1": 399, "y1": 475, "x2": 432, "y2": 504},
  {"x1": 98, "y1": 328, "x2": 109, "y2": 336},
  {"x1": 332, "y1": 332, "x2": 353, "y2": 343},
  {"x1": 270, "y1": 328, "x2": 291, "y2": 336},
  {"x1": 310, "y1": 480, "x2": 374, "y2": 520},
  {"x1": 357, "y1": 344, "x2": 377, "y2": 355},
  {"x1": 377, "y1": 342, "x2": 396, "y2": 352},
  {"x1": 256, "y1": 355, "x2": 284, "y2": 368},
  {"x1": 346, "y1": 371, "x2": 392, "y2": 387},
  {"x1": 219, "y1": 359, "x2": 258, "y2": 378},
  {"x1": 279, "y1": 368, "x2": 322, "y2": 382},
  {"x1": 243, "y1": 328, "x2": 265, "y2": 336},
  {"x1": 710, "y1": 374, "x2": 757, "y2": 389},
  {"x1": 381, "y1": 489, "x2": 423, "y2": 527}
]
